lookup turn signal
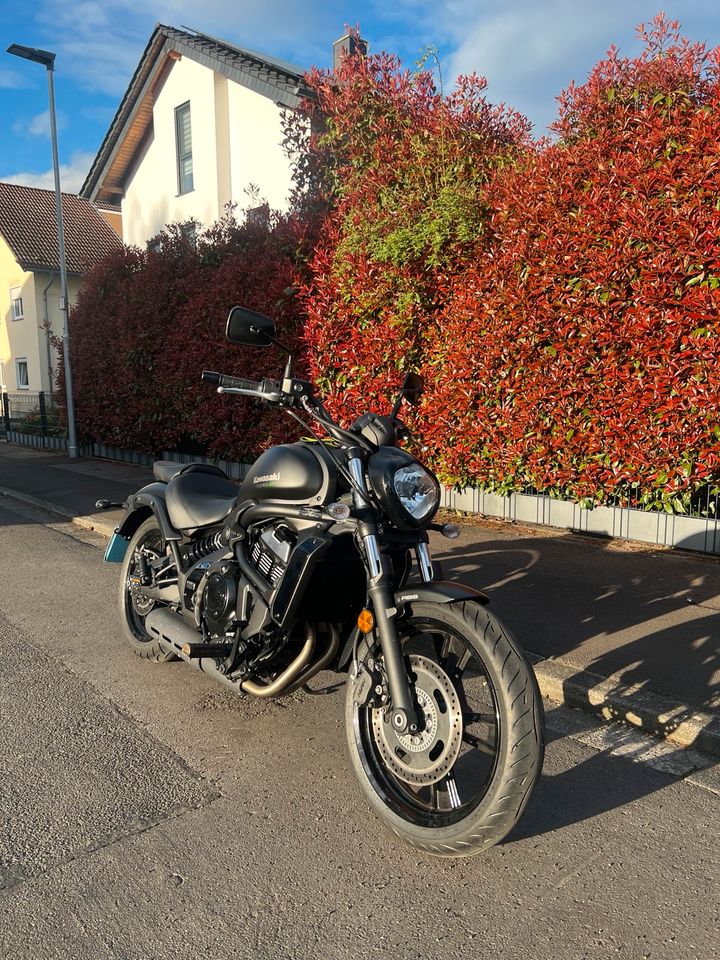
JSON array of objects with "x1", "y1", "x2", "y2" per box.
[
  {"x1": 441, "y1": 523, "x2": 461, "y2": 540},
  {"x1": 357, "y1": 609, "x2": 374, "y2": 634}
]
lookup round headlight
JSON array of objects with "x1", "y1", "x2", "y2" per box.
[{"x1": 392, "y1": 464, "x2": 439, "y2": 523}]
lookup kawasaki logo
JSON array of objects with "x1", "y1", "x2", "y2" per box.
[{"x1": 253, "y1": 472, "x2": 280, "y2": 485}]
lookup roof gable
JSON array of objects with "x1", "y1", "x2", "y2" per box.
[
  {"x1": 81, "y1": 24, "x2": 312, "y2": 204},
  {"x1": 0, "y1": 182, "x2": 122, "y2": 275}
]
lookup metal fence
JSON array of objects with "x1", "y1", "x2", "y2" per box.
[
  {"x1": 2, "y1": 396, "x2": 718, "y2": 555},
  {"x1": 1, "y1": 390, "x2": 66, "y2": 444}
]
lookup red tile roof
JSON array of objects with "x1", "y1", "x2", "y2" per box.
[{"x1": 0, "y1": 181, "x2": 122, "y2": 275}]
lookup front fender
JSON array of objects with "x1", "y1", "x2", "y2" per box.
[{"x1": 394, "y1": 580, "x2": 490, "y2": 610}]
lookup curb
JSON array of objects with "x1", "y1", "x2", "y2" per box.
[
  {"x1": 531, "y1": 656, "x2": 720, "y2": 758},
  {"x1": 0, "y1": 486, "x2": 118, "y2": 539},
  {"x1": 2, "y1": 484, "x2": 718, "y2": 760}
]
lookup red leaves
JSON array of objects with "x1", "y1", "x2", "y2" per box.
[
  {"x1": 68, "y1": 213, "x2": 314, "y2": 459},
  {"x1": 300, "y1": 17, "x2": 720, "y2": 508}
]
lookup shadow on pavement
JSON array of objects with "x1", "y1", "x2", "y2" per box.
[
  {"x1": 509, "y1": 734, "x2": 674, "y2": 842},
  {"x1": 436, "y1": 534, "x2": 720, "y2": 720}
]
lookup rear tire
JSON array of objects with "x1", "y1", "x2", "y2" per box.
[
  {"x1": 346, "y1": 600, "x2": 544, "y2": 857},
  {"x1": 118, "y1": 517, "x2": 176, "y2": 662}
]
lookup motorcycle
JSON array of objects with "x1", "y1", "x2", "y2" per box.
[{"x1": 103, "y1": 305, "x2": 544, "y2": 857}]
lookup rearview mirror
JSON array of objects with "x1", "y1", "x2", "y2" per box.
[
  {"x1": 226, "y1": 306, "x2": 276, "y2": 347},
  {"x1": 401, "y1": 372, "x2": 424, "y2": 406}
]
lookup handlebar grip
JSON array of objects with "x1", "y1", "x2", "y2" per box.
[
  {"x1": 201, "y1": 370, "x2": 260, "y2": 391},
  {"x1": 219, "y1": 374, "x2": 259, "y2": 391}
]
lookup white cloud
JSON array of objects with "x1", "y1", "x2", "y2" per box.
[
  {"x1": 396, "y1": 0, "x2": 720, "y2": 134},
  {"x1": 0, "y1": 150, "x2": 96, "y2": 193},
  {"x1": 13, "y1": 109, "x2": 68, "y2": 138},
  {"x1": 33, "y1": 0, "x2": 343, "y2": 97},
  {"x1": 0, "y1": 68, "x2": 35, "y2": 90}
]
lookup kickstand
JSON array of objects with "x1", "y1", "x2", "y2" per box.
[{"x1": 302, "y1": 679, "x2": 347, "y2": 696}]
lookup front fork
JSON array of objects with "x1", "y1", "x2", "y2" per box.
[{"x1": 349, "y1": 453, "x2": 434, "y2": 735}]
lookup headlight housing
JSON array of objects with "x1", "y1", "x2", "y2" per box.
[{"x1": 367, "y1": 448, "x2": 440, "y2": 529}]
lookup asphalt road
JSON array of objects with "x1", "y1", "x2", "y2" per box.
[{"x1": 0, "y1": 498, "x2": 718, "y2": 960}]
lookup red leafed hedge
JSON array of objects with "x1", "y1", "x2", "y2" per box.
[
  {"x1": 300, "y1": 18, "x2": 720, "y2": 508},
  {"x1": 68, "y1": 211, "x2": 312, "y2": 459},
  {"x1": 68, "y1": 18, "x2": 720, "y2": 509}
]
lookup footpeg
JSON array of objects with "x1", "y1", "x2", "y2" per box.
[{"x1": 181, "y1": 641, "x2": 234, "y2": 658}]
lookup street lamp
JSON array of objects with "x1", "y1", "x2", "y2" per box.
[{"x1": 7, "y1": 43, "x2": 78, "y2": 458}]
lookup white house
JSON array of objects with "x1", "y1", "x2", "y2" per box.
[{"x1": 80, "y1": 24, "x2": 318, "y2": 247}]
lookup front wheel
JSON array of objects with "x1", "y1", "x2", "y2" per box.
[{"x1": 345, "y1": 601, "x2": 544, "y2": 857}]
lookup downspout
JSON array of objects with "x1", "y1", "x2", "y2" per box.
[{"x1": 42, "y1": 272, "x2": 56, "y2": 393}]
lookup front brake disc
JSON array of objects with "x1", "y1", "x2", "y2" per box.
[{"x1": 371, "y1": 655, "x2": 463, "y2": 786}]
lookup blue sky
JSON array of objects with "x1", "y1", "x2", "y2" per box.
[{"x1": 1, "y1": 1, "x2": 718, "y2": 193}]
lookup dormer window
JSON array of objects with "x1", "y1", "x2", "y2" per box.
[{"x1": 175, "y1": 101, "x2": 193, "y2": 194}]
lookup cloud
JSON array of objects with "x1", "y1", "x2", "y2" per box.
[
  {"x1": 400, "y1": 0, "x2": 720, "y2": 134},
  {"x1": 0, "y1": 68, "x2": 35, "y2": 90},
  {"x1": 32, "y1": 0, "x2": 344, "y2": 96},
  {"x1": 13, "y1": 110, "x2": 68, "y2": 138},
  {"x1": 0, "y1": 151, "x2": 96, "y2": 193}
]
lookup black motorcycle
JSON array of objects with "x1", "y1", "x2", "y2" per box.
[{"x1": 104, "y1": 306, "x2": 544, "y2": 857}]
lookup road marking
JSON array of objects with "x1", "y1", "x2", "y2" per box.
[{"x1": 545, "y1": 702, "x2": 720, "y2": 794}]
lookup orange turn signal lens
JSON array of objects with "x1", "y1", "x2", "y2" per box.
[{"x1": 357, "y1": 609, "x2": 374, "y2": 634}]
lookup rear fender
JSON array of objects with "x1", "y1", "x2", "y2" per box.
[{"x1": 116, "y1": 482, "x2": 181, "y2": 544}]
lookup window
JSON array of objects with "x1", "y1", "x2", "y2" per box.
[
  {"x1": 10, "y1": 287, "x2": 23, "y2": 320},
  {"x1": 16, "y1": 357, "x2": 29, "y2": 389},
  {"x1": 175, "y1": 101, "x2": 193, "y2": 194}
]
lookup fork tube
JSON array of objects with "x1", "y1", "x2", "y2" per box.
[{"x1": 347, "y1": 449, "x2": 418, "y2": 734}]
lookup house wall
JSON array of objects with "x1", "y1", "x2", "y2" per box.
[
  {"x1": 226, "y1": 79, "x2": 293, "y2": 212},
  {"x1": 0, "y1": 235, "x2": 38, "y2": 392},
  {"x1": 0, "y1": 235, "x2": 82, "y2": 394},
  {"x1": 122, "y1": 56, "x2": 221, "y2": 247},
  {"x1": 32, "y1": 271, "x2": 83, "y2": 394},
  {"x1": 121, "y1": 56, "x2": 292, "y2": 247}
]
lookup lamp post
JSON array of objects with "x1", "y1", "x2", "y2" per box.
[{"x1": 7, "y1": 43, "x2": 78, "y2": 457}]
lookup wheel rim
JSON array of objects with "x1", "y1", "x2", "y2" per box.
[
  {"x1": 123, "y1": 528, "x2": 165, "y2": 641},
  {"x1": 354, "y1": 617, "x2": 501, "y2": 828}
]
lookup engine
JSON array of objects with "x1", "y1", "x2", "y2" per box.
[
  {"x1": 183, "y1": 553, "x2": 239, "y2": 638},
  {"x1": 201, "y1": 566, "x2": 238, "y2": 635},
  {"x1": 248, "y1": 523, "x2": 294, "y2": 588}
]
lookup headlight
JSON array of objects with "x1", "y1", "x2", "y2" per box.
[
  {"x1": 393, "y1": 464, "x2": 439, "y2": 522},
  {"x1": 367, "y1": 448, "x2": 440, "y2": 530}
]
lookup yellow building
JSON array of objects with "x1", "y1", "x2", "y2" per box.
[{"x1": 0, "y1": 182, "x2": 121, "y2": 394}]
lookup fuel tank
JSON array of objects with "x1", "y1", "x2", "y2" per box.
[{"x1": 238, "y1": 443, "x2": 336, "y2": 506}]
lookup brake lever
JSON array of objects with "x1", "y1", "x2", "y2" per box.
[{"x1": 217, "y1": 386, "x2": 285, "y2": 403}]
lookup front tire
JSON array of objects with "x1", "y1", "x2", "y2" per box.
[
  {"x1": 118, "y1": 517, "x2": 175, "y2": 662},
  {"x1": 345, "y1": 600, "x2": 544, "y2": 857}
]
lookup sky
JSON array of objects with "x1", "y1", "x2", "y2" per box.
[{"x1": 0, "y1": 1, "x2": 718, "y2": 194}]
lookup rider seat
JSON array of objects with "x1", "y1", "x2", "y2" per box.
[{"x1": 161, "y1": 462, "x2": 238, "y2": 531}]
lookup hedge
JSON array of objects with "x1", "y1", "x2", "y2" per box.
[
  {"x1": 67, "y1": 17, "x2": 720, "y2": 511},
  {"x1": 299, "y1": 17, "x2": 720, "y2": 510}
]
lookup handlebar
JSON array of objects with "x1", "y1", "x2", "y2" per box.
[{"x1": 201, "y1": 370, "x2": 260, "y2": 392}]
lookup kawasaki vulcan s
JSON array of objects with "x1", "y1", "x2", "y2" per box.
[{"x1": 104, "y1": 306, "x2": 544, "y2": 857}]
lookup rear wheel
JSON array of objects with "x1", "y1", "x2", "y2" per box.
[
  {"x1": 118, "y1": 518, "x2": 175, "y2": 661},
  {"x1": 346, "y1": 600, "x2": 544, "y2": 857}
]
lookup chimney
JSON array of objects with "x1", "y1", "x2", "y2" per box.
[{"x1": 332, "y1": 32, "x2": 368, "y2": 71}]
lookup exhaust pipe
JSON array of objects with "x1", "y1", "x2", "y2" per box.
[
  {"x1": 144, "y1": 608, "x2": 321, "y2": 699},
  {"x1": 145, "y1": 607, "x2": 242, "y2": 695}
]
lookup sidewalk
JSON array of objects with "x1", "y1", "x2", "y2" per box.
[{"x1": 1, "y1": 441, "x2": 718, "y2": 755}]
